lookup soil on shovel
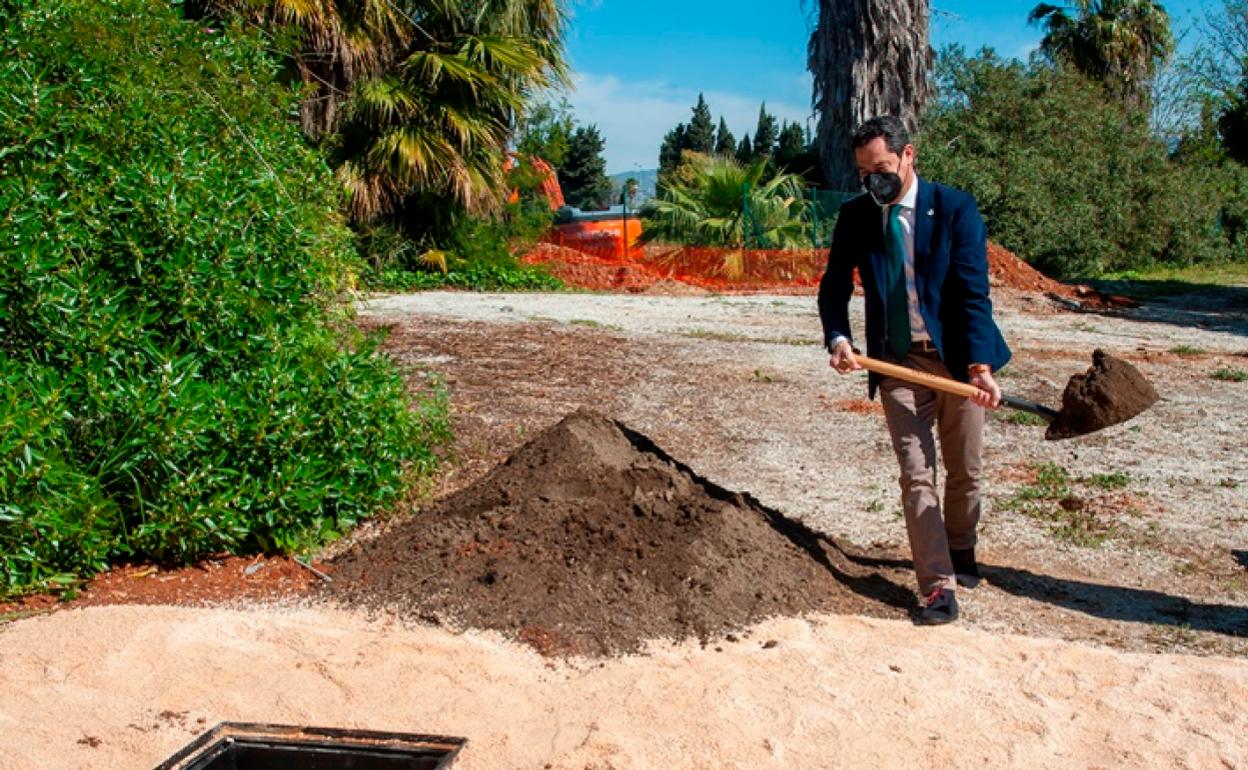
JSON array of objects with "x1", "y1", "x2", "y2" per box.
[
  {"x1": 1046, "y1": 349, "x2": 1160, "y2": 440},
  {"x1": 325, "y1": 409, "x2": 900, "y2": 656}
]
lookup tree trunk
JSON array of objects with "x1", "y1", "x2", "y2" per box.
[{"x1": 808, "y1": 0, "x2": 934, "y2": 191}]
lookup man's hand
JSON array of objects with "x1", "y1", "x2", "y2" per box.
[
  {"x1": 829, "y1": 338, "x2": 860, "y2": 374},
  {"x1": 968, "y1": 368, "x2": 1001, "y2": 408}
]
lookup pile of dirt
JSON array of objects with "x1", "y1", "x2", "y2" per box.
[
  {"x1": 523, "y1": 238, "x2": 1126, "y2": 306},
  {"x1": 520, "y1": 242, "x2": 662, "y2": 292},
  {"x1": 324, "y1": 409, "x2": 893, "y2": 655},
  {"x1": 1046, "y1": 349, "x2": 1160, "y2": 440},
  {"x1": 987, "y1": 242, "x2": 1072, "y2": 294},
  {"x1": 987, "y1": 242, "x2": 1134, "y2": 310}
]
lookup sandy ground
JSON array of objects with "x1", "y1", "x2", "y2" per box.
[
  {"x1": 3, "y1": 286, "x2": 1247, "y2": 769},
  {"x1": 4, "y1": 603, "x2": 1247, "y2": 770}
]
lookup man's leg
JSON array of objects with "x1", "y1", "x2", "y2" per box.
[
  {"x1": 935, "y1": 385, "x2": 985, "y2": 553},
  {"x1": 908, "y1": 357, "x2": 986, "y2": 552},
  {"x1": 879, "y1": 369, "x2": 956, "y2": 596}
]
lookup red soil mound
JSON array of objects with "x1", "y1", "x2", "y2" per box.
[{"x1": 522, "y1": 238, "x2": 1117, "y2": 306}]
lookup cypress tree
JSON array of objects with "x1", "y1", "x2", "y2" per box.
[
  {"x1": 735, "y1": 132, "x2": 753, "y2": 164},
  {"x1": 715, "y1": 117, "x2": 736, "y2": 157},
  {"x1": 562, "y1": 125, "x2": 613, "y2": 210},
  {"x1": 753, "y1": 102, "x2": 779, "y2": 157},
  {"x1": 775, "y1": 120, "x2": 807, "y2": 169},
  {"x1": 686, "y1": 93, "x2": 716, "y2": 154},
  {"x1": 658, "y1": 123, "x2": 688, "y2": 178}
]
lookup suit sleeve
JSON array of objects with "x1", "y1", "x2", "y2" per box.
[
  {"x1": 817, "y1": 204, "x2": 857, "y2": 350},
  {"x1": 946, "y1": 196, "x2": 998, "y2": 367}
]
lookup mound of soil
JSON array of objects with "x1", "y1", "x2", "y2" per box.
[
  {"x1": 325, "y1": 409, "x2": 895, "y2": 655},
  {"x1": 987, "y1": 243, "x2": 1134, "y2": 310},
  {"x1": 524, "y1": 238, "x2": 1127, "y2": 307},
  {"x1": 1046, "y1": 350, "x2": 1160, "y2": 440},
  {"x1": 520, "y1": 242, "x2": 662, "y2": 292}
]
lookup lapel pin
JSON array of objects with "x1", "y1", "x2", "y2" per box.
[{"x1": 926, "y1": 208, "x2": 934, "y2": 216}]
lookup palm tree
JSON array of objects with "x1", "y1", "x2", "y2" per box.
[
  {"x1": 1028, "y1": 0, "x2": 1173, "y2": 111},
  {"x1": 192, "y1": 0, "x2": 412, "y2": 138},
  {"x1": 808, "y1": 0, "x2": 934, "y2": 191},
  {"x1": 198, "y1": 1, "x2": 568, "y2": 223},
  {"x1": 642, "y1": 155, "x2": 812, "y2": 250}
]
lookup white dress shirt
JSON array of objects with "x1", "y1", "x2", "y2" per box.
[{"x1": 882, "y1": 175, "x2": 931, "y2": 343}]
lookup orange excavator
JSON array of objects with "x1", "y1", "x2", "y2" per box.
[{"x1": 509, "y1": 154, "x2": 642, "y2": 260}]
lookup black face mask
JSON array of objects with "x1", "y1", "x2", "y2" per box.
[{"x1": 863, "y1": 171, "x2": 903, "y2": 207}]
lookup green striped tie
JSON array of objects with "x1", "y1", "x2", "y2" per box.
[{"x1": 885, "y1": 205, "x2": 911, "y2": 357}]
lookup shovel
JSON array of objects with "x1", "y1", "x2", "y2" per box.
[{"x1": 850, "y1": 349, "x2": 1158, "y2": 440}]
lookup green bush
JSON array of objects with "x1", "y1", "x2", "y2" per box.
[
  {"x1": 355, "y1": 163, "x2": 564, "y2": 291},
  {"x1": 921, "y1": 47, "x2": 1248, "y2": 279},
  {"x1": 0, "y1": 0, "x2": 450, "y2": 595}
]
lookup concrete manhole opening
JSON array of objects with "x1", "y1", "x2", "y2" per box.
[{"x1": 153, "y1": 723, "x2": 466, "y2": 770}]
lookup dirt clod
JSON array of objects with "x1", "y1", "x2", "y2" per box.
[
  {"x1": 325, "y1": 409, "x2": 887, "y2": 655},
  {"x1": 1046, "y1": 350, "x2": 1160, "y2": 440}
]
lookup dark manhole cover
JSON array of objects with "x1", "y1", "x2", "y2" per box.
[{"x1": 153, "y1": 722, "x2": 465, "y2": 770}]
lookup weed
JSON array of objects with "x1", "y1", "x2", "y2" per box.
[
  {"x1": 1150, "y1": 622, "x2": 1199, "y2": 648},
  {"x1": 752, "y1": 368, "x2": 775, "y2": 383},
  {"x1": 678, "y1": 329, "x2": 818, "y2": 346},
  {"x1": 999, "y1": 462, "x2": 1118, "y2": 547},
  {"x1": 679, "y1": 328, "x2": 750, "y2": 343},
  {"x1": 1219, "y1": 478, "x2": 1240, "y2": 489},
  {"x1": 1211, "y1": 367, "x2": 1248, "y2": 382},
  {"x1": 1084, "y1": 471, "x2": 1131, "y2": 490},
  {"x1": 1168, "y1": 345, "x2": 1206, "y2": 356},
  {"x1": 1001, "y1": 410, "x2": 1049, "y2": 426}
]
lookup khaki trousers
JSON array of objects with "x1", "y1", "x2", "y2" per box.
[{"x1": 878, "y1": 350, "x2": 985, "y2": 595}]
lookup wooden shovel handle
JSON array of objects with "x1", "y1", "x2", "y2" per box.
[
  {"x1": 850, "y1": 354, "x2": 1061, "y2": 422},
  {"x1": 852, "y1": 354, "x2": 983, "y2": 399}
]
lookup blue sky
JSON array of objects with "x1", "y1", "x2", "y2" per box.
[{"x1": 562, "y1": 0, "x2": 1208, "y2": 174}]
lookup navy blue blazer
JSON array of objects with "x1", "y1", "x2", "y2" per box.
[{"x1": 817, "y1": 177, "x2": 1011, "y2": 397}]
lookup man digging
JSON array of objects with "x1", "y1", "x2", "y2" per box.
[{"x1": 819, "y1": 116, "x2": 1011, "y2": 625}]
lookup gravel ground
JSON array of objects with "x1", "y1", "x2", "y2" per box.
[{"x1": 358, "y1": 286, "x2": 1248, "y2": 656}]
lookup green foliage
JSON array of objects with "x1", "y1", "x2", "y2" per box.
[
  {"x1": 999, "y1": 410, "x2": 1051, "y2": 426},
  {"x1": 687, "y1": 93, "x2": 717, "y2": 154},
  {"x1": 735, "y1": 132, "x2": 754, "y2": 165},
  {"x1": 715, "y1": 117, "x2": 736, "y2": 157},
  {"x1": 753, "y1": 103, "x2": 779, "y2": 157},
  {"x1": 659, "y1": 123, "x2": 688, "y2": 184},
  {"x1": 999, "y1": 462, "x2": 1120, "y2": 547},
  {"x1": 516, "y1": 97, "x2": 577, "y2": 168},
  {"x1": 1084, "y1": 471, "x2": 1132, "y2": 490},
  {"x1": 922, "y1": 47, "x2": 1248, "y2": 279},
  {"x1": 0, "y1": 0, "x2": 450, "y2": 596},
  {"x1": 1210, "y1": 366, "x2": 1248, "y2": 382},
  {"x1": 642, "y1": 155, "x2": 812, "y2": 248},
  {"x1": 1028, "y1": 0, "x2": 1173, "y2": 110},
  {"x1": 561, "y1": 125, "x2": 613, "y2": 210},
  {"x1": 358, "y1": 199, "x2": 561, "y2": 291},
  {"x1": 367, "y1": 262, "x2": 561, "y2": 291}
]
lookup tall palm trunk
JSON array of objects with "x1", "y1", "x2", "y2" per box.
[{"x1": 808, "y1": 0, "x2": 934, "y2": 191}]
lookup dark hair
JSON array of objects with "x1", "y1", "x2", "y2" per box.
[{"x1": 852, "y1": 116, "x2": 910, "y2": 154}]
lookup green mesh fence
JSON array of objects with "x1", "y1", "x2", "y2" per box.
[{"x1": 741, "y1": 186, "x2": 859, "y2": 249}]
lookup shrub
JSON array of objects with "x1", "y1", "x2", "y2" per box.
[
  {"x1": 642, "y1": 154, "x2": 812, "y2": 248},
  {"x1": 0, "y1": 0, "x2": 450, "y2": 595},
  {"x1": 921, "y1": 47, "x2": 1248, "y2": 279}
]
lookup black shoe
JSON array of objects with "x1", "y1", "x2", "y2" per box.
[
  {"x1": 918, "y1": 587, "x2": 959, "y2": 625},
  {"x1": 951, "y1": 547, "x2": 980, "y2": 589}
]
